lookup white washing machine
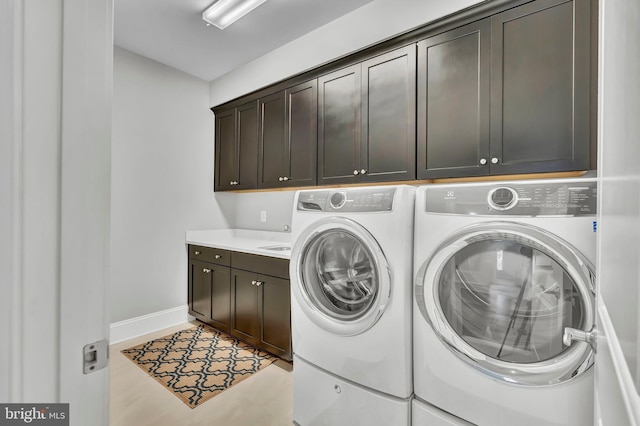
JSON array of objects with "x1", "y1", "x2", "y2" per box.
[
  {"x1": 290, "y1": 185, "x2": 415, "y2": 425},
  {"x1": 413, "y1": 177, "x2": 597, "y2": 426}
]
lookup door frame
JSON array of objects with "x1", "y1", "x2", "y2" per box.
[
  {"x1": 595, "y1": 0, "x2": 640, "y2": 423},
  {"x1": 0, "y1": 0, "x2": 112, "y2": 423}
]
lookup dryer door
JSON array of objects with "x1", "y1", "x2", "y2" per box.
[
  {"x1": 415, "y1": 221, "x2": 596, "y2": 386},
  {"x1": 291, "y1": 217, "x2": 391, "y2": 336}
]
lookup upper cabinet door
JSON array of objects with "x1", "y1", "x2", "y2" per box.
[
  {"x1": 258, "y1": 81, "x2": 318, "y2": 189},
  {"x1": 214, "y1": 108, "x2": 237, "y2": 191},
  {"x1": 417, "y1": 19, "x2": 491, "y2": 179},
  {"x1": 214, "y1": 101, "x2": 259, "y2": 191},
  {"x1": 285, "y1": 80, "x2": 318, "y2": 188},
  {"x1": 361, "y1": 45, "x2": 417, "y2": 182},
  {"x1": 318, "y1": 64, "x2": 362, "y2": 185},
  {"x1": 258, "y1": 91, "x2": 287, "y2": 188},
  {"x1": 490, "y1": 0, "x2": 591, "y2": 174},
  {"x1": 236, "y1": 100, "x2": 259, "y2": 190}
]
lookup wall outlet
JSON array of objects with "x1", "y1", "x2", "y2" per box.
[{"x1": 260, "y1": 210, "x2": 267, "y2": 222}]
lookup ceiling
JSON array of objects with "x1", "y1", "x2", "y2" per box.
[{"x1": 114, "y1": 0, "x2": 375, "y2": 82}]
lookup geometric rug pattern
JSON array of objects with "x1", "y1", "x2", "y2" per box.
[{"x1": 121, "y1": 324, "x2": 275, "y2": 408}]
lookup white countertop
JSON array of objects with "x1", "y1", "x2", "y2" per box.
[{"x1": 185, "y1": 228, "x2": 292, "y2": 259}]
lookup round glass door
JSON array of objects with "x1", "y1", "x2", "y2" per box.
[
  {"x1": 415, "y1": 222, "x2": 595, "y2": 386},
  {"x1": 291, "y1": 217, "x2": 391, "y2": 336}
]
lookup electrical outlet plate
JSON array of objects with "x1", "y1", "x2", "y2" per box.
[{"x1": 260, "y1": 210, "x2": 267, "y2": 222}]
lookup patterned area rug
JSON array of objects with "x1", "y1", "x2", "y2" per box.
[{"x1": 121, "y1": 324, "x2": 275, "y2": 408}]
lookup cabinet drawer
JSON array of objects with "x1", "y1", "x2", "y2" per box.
[
  {"x1": 231, "y1": 252, "x2": 289, "y2": 279},
  {"x1": 188, "y1": 245, "x2": 231, "y2": 266}
]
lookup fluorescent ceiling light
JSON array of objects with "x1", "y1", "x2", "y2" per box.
[{"x1": 202, "y1": 0, "x2": 269, "y2": 30}]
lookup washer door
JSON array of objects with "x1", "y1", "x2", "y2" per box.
[
  {"x1": 291, "y1": 217, "x2": 391, "y2": 336},
  {"x1": 415, "y1": 221, "x2": 595, "y2": 386}
]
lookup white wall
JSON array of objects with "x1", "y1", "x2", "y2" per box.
[
  {"x1": 595, "y1": 0, "x2": 640, "y2": 423},
  {"x1": 208, "y1": 0, "x2": 484, "y2": 106},
  {"x1": 233, "y1": 191, "x2": 296, "y2": 232},
  {"x1": 0, "y1": 0, "x2": 15, "y2": 403},
  {"x1": 111, "y1": 47, "x2": 233, "y2": 323}
]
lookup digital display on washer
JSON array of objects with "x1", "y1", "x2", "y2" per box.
[
  {"x1": 297, "y1": 188, "x2": 396, "y2": 212},
  {"x1": 425, "y1": 180, "x2": 597, "y2": 216}
]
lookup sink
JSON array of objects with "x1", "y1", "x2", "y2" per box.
[{"x1": 258, "y1": 245, "x2": 291, "y2": 251}]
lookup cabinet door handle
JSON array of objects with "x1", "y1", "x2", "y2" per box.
[
  {"x1": 360, "y1": 169, "x2": 367, "y2": 175},
  {"x1": 202, "y1": 268, "x2": 211, "y2": 274},
  {"x1": 491, "y1": 158, "x2": 499, "y2": 164},
  {"x1": 278, "y1": 177, "x2": 284, "y2": 182},
  {"x1": 251, "y1": 280, "x2": 257, "y2": 285},
  {"x1": 255, "y1": 281, "x2": 263, "y2": 287},
  {"x1": 215, "y1": 254, "x2": 222, "y2": 259},
  {"x1": 194, "y1": 250, "x2": 201, "y2": 255},
  {"x1": 353, "y1": 170, "x2": 359, "y2": 175},
  {"x1": 479, "y1": 158, "x2": 487, "y2": 165},
  {"x1": 283, "y1": 177, "x2": 289, "y2": 181}
]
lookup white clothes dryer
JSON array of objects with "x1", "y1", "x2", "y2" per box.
[
  {"x1": 290, "y1": 185, "x2": 415, "y2": 425},
  {"x1": 413, "y1": 177, "x2": 597, "y2": 426}
]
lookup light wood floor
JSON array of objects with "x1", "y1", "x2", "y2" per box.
[{"x1": 109, "y1": 321, "x2": 294, "y2": 426}]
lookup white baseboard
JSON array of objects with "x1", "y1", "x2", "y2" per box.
[{"x1": 109, "y1": 305, "x2": 193, "y2": 344}]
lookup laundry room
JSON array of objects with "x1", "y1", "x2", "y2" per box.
[{"x1": 1, "y1": 0, "x2": 639, "y2": 425}]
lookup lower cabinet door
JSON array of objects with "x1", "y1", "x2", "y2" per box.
[
  {"x1": 230, "y1": 269, "x2": 260, "y2": 345},
  {"x1": 210, "y1": 264, "x2": 231, "y2": 333},
  {"x1": 259, "y1": 274, "x2": 292, "y2": 360},
  {"x1": 189, "y1": 260, "x2": 212, "y2": 320}
]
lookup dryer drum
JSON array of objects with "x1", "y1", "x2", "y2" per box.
[
  {"x1": 305, "y1": 230, "x2": 378, "y2": 319},
  {"x1": 415, "y1": 221, "x2": 595, "y2": 386},
  {"x1": 291, "y1": 216, "x2": 392, "y2": 337}
]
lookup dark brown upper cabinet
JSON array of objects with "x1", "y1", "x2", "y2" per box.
[
  {"x1": 318, "y1": 64, "x2": 362, "y2": 185},
  {"x1": 417, "y1": 18, "x2": 491, "y2": 179},
  {"x1": 490, "y1": 0, "x2": 591, "y2": 175},
  {"x1": 258, "y1": 91, "x2": 286, "y2": 188},
  {"x1": 214, "y1": 100, "x2": 259, "y2": 191},
  {"x1": 361, "y1": 46, "x2": 417, "y2": 182},
  {"x1": 418, "y1": 0, "x2": 591, "y2": 179},
  {"x1": 286, "y1": 80, "x2": 318, "y2": 187},
  {"x1": 318, "y1": 45, "x2": 417, "y2": 185},
  {"x1": 258, "y1": 80, "x2": 317, "y2": 189},
  {"x1": 213, "y1": 0, "x2": 595, "y2": 190}
]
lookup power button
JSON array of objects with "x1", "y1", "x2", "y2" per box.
[
  {"x1": 488, "y1": 187, "x2": 518, "y2": 210},
  {"x1": 330, "y1": 192, "x2": 346, "y2": 209}
]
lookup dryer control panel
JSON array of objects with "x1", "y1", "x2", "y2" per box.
[
  {"x1": 297, "y1": 187, "x2": 396, "y2": 212},
  {"x1": 426, "y1": 179, "x2": 597, "y2": 216}
]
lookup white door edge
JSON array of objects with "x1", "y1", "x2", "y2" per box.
[{"x1": 598, "y1": 302, "x2": 640, "y2": 425}]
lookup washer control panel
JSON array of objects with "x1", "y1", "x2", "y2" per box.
[
  {"x1": 425, "y1": 179, "x2": 597, "y2": 216},
  {"x1": 297, "y1": 187, "x2": 396, "y2": 212}
]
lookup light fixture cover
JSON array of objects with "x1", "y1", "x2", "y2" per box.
[{"x1": 202, "y1": 0, "x2": 269, "y2": 29}]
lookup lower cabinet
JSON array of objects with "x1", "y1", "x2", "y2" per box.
[
  {"x1": 230, "y1": 269, "x2": 260, "y2": 345},
  {"x1": 230, "y1": 253, "x2": 292, "y2": 361},
  {"x1": 188, "y1": 246, "x2": 231, "y2": 333},
  {"x1": 187, "y1": 245, "x2": 292, "y2": 361}
]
